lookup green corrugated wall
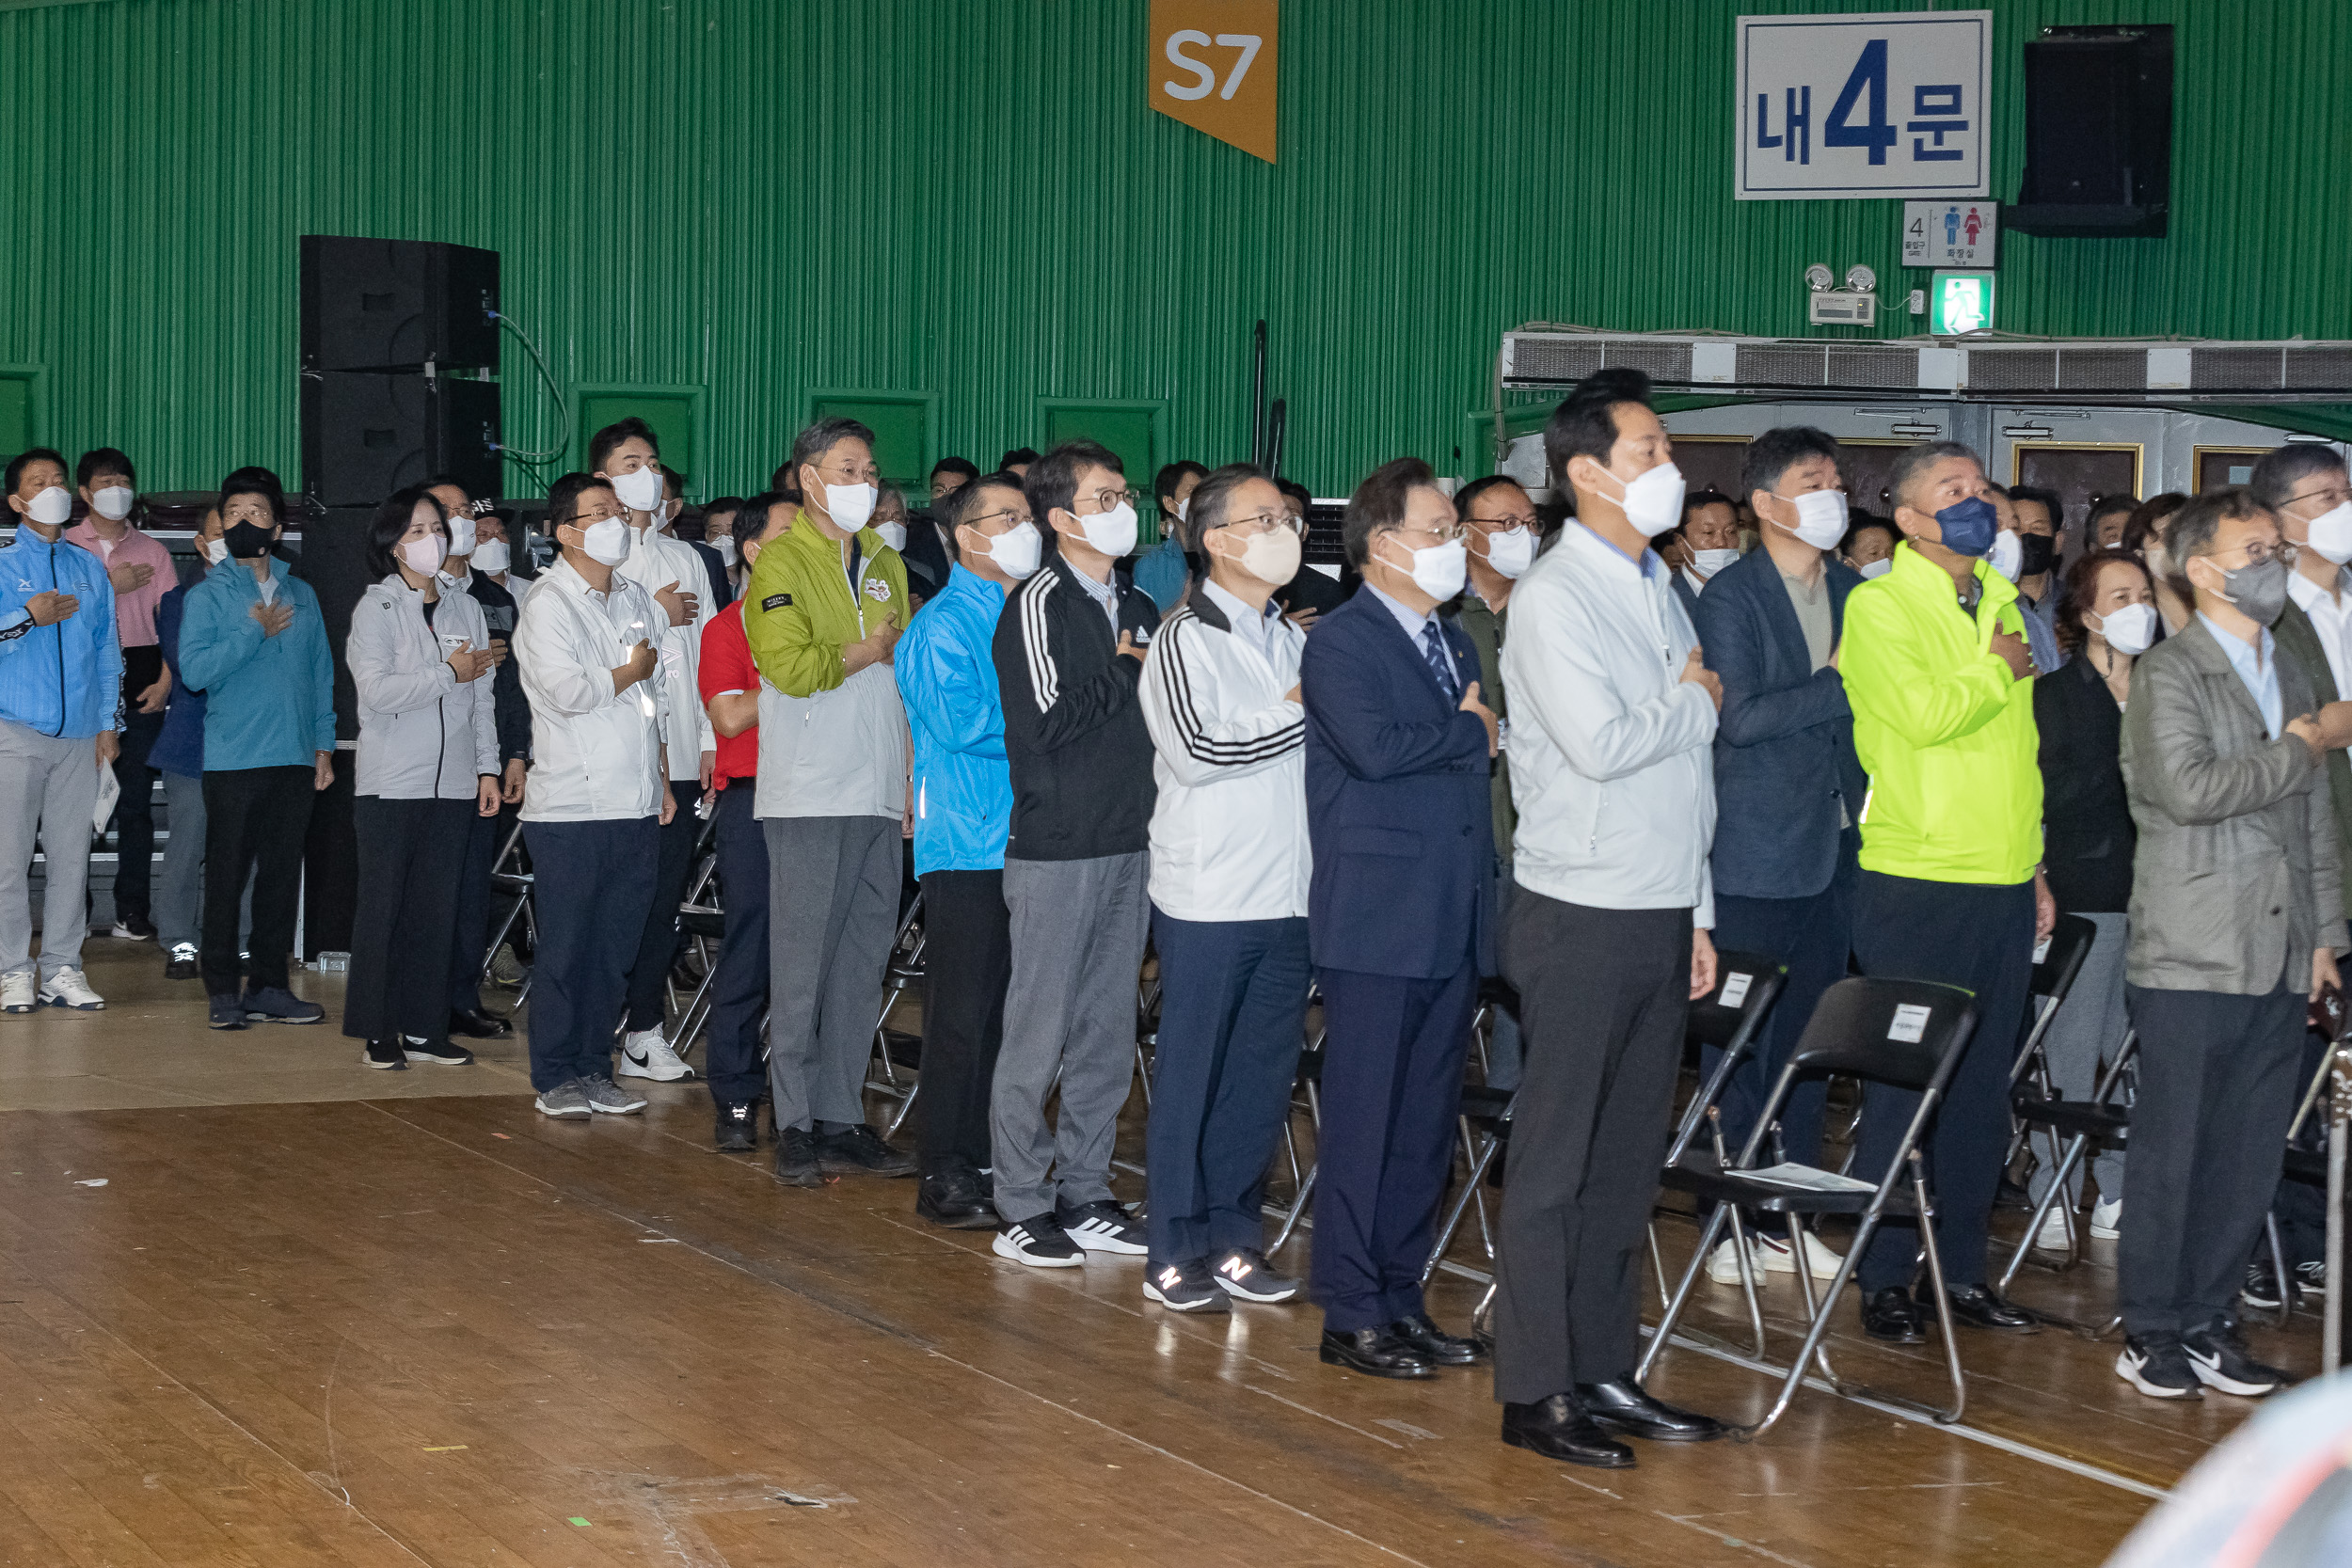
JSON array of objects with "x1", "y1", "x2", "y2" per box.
[{"x1": 1, "y1": 0, "x2": 2347, "y2": 498}]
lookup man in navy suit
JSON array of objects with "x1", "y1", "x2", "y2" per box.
[
  {"x1": 1301, "y1": 456, "x2": 1499, "y2": 1381},
  {"x1": 1688, "y1": 427, "x2": 1867, "y2": 1285}
]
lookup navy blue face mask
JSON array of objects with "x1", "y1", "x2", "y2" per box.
[{"x1": 1933, "y1": 495, "x2": 1999, "y2": 558}]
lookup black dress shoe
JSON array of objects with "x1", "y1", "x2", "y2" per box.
[
  {"x1": 1862, "y1": 1285, "x2": 1928, "y2": 1343},
  {"x1": 1389, "y1": 1311, "x2": 1486, "y2": 1365},
  {"x1": 449, "y1": 1006, "x2": 513, "y2": 1039},
  {"x1": 714, "y1": 1101, "x2": 759, "y2": 1152},
  {"x1": 1501, "y1": 1394, "x2": 1635, "y2": 1468},
  {"x1": 1923, "y1": 1282, "x2": 2040, "y2": 1333},
  {"x1": 1318, "y1": 1327, "x2": 1435, "y2": 1380},
  {"x1": 915, "y1": 1169, "x2": 1000, "y2": 1230},
  {"x1": 1575, "y1": 1378, "x2": 1727, "y2": 1443}
]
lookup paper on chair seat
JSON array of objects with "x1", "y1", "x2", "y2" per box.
[{"x1": 1737, "y1": 1163, "x2": 1878, "y2": 1194}]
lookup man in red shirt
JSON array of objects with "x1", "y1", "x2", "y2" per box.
[{"x1": 697, "y1": 492, "x2": 793, "y2": 1150}]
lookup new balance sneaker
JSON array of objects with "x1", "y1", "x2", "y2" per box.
[
  {"x1": 714, "y1": 1101, "x2": 760, "y2": 1152},
  {"x1": 361, "y1": 1039, "x2": 408, "y2": 1070},
  {"x1": 1058, "y1": 1198, "x2": 1148, "y2": 1255},
  {"x1": 2115, "y1": 1334, "x2": 2203, "y2": 1401},
  {"x1": 111, "y1": 912, "x2": 157, "y2": 941},
  {"x1": 0, "y1": 972, "x2": 32, "y2": 1015},
  {"x1": 1145, "y1": 1259, "x2": 1231, "y2": 1312},
  {"x1": 534, "y1": 1078, "x2": 592, "y2": 1118},
  {"x1": 817, "y1": 1123, "x2": 918, "y2": 1177},
  {"x1": 241, "y1": 986, "x2": 324, "y2": 1024},
  {"x1": 2090, "y1": 1197, "x2": 2123, "y2": 1240},
  {"x1": 402, "y1": 1037, "x2": 475, "y2": 1067},
  {"x1": 38, "y1": 968, "x2": 103, "y2": 1010},
  {"x1": 2296, "y1": 1260, "x2": 2328, "y2": 1297},
  {"x1": 1211, "y1": 1246, "x2": 1300, "y2": 1303},
  {"x1": 580, "y1": 1072, "x2": 647, "y2": 1115},
  {"x1": 994, "y1": 1214, "x2": 1085, "y2": 1268},
  {"x1": 206, "y1": 992, "x2": 248, "y2": 1030},
  {"x1": 2242, "y1": 1260, "x2": 2294, "y2": 1311},
  {"x1": 164, "y1": 942, "x2": 200, "y2": 980},
  {"x1": 2184, "y1": 1322, "x2": 2290, "y2": 1398},
  {"x1": 616, "y1": 1027, "x2": 694, "y2": 1082}
]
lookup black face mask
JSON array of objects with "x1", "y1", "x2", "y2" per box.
[
  {"x1": 2018, "y1": 534, "x2": 2056, "y2": 577},
  {"x1": 225, "y1": 520, "x2": 275, "y2": 560}
]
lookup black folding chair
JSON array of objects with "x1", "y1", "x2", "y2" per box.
[
  {"x1": 478, "y1": 817, "x2": 538, "y2": 1007},
  {"x1": 2253, "y1": 1039, "x2": 2349, "y2": 1322},
  {"x1": 2001, "y1": 913, "x2": 2100, "y2": 1170},
  {"x1": 1998, "y1": 1033, "x2": 2136, "y2": 1334},
  {"x1": 1639, "y1": 976, "x2": 1981, "y2": 1440},
  {"x1": 866, "y1": 890, "x2": 927, "y2": 1137}
]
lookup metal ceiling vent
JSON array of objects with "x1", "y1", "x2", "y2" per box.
[{"x1": 1497, "y1": 330, "x2": 2352, "y2": 403}]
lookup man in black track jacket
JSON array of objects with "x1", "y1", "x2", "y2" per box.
[{"x1": 986, "y1": 439, "x2": 1160, "y2": 1268}]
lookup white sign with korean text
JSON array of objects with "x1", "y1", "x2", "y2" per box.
[
  {"x1": 1737, "y1": 10, "x2": 1991, "y2": 201},
  {"x1": 1903, "y1": 199, "x2": 1998, "y2": 266}
]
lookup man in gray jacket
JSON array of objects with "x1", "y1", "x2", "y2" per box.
[{"x1": 2117, "y1": 486, "x2": 2346, "y2": 1402}]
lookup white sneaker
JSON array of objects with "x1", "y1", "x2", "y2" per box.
[
  {"x1": 37, "y1": 968, "x2": 104, "y2": 1010},
  {"x1": 2090, "y1": 1197, "x2": 2122, "y2": 1240},
  {"x1": 2035, "y1": 1205, "x2": 2074, "y2": 1251},
  {"x1": 1707, "y1": 1233, "x2": 1790, "y2": 1284},
  {"x1": 0, "y1": 971, "x2": 34, "y2": 1014},
  {"x1": 615, "y1": 1028, "x2": 694, "y2": 1081}
]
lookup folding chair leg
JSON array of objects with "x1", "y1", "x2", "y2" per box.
[
  {"x1": 1272, "y1": 1164, "x2": 1317, "y2": 1251},
  {"x1": 1999, "y1": 1132, "x2": 2091, "y2": 1294},
  {"x1": 1637, "y1": 1202, "x2": 1735, "y2": 1384},
  {"x1": 1648, "y1": 1223, "x2": 1671, "y2": 1310},
  {"x1": 2265, "y1": 1213, "x2": 2295, "y2": 1325},
  {"x1": 1723, "y1": 1208, "x2": 1770, "y2": 1359},
  {"x1": 1422, "y1": 1120, "x2": 1500, "y2": 1285},
  {"x1": 884, "y1": 1078, "x2": 920, "y2": 1139}
]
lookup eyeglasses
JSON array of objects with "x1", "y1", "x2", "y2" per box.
[
  {"x1": 819, "y1": 458, "x2": 882, "y2": 484},
  {"x1": 1078, "y1": 486, "x2": 1139, "y2": 513},
  {"x1": 1466, "y1": 513, "x2": 1537, "y2": 531},
  {"x1": 2287, "y1": 483, "x2": 2352, "y2": 512},
  {"x1": 1214, "y1": 511, "x2": 1305, "y2": 538},
  {"x1": 961, "y1": 507, "x2": 1034, "y2": 531},
  {"x1": 1391, "y1": 523, "x2": 1466, "y2": 545},
  {"x1": 2212, "y1": 539, "x2": 2283, "y2": 567}
]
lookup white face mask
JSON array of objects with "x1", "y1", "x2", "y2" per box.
[
  {"x1": 469, "y1": 538, "x2": 511, "y2": 575},
  {"x1": 1230, "y1": 526, "x2": 1302, "y2": 588},
  {"x1": 1859, "y1": 557, "x2": 1894, "y2": 579},
  {"x1": 1692, "y1": 547, "x2": 1740, "y2": 578},
  {"x1": 873, "y1": 520, "x2": 907, "y2": 553},
  {"x1": 91, "y1": 486, "x2": 135, "y2": 521},
  {"x1": 445, "y1": 511, "x2": 478, "y2": 555},
  {"x1": 400, "y1": 534, "x2": 447, "y2": 576},
  {"x1": 25, "y1": 485, "x2": 72, "y2": 527},
  {"x1": 1989, "y1": 530, "x2": 2023, "y2": 582},
  {"x1": 1070, "y1": 499, "x2": 1138, "y2": 559},
  {"x1": 1480, "y1": 526, "x2": 1535, "y2": 579},
  {"x1": 1174, "y1": 497, "x2": 1191, "y2": 523},
  {"x1": 1385, "y1": 535, "x2": 1468, "y2": 601},
  {"x1": 203, "y1": 537, "x2": 230, "y2": 565},
  {"x1": 1593, "y1": 460, "x2": 1686, "y2": 537},
  {"x1": 2090, "y1": 602, "x2": 2157, "y2": 657},
  {"x1": 2303, "y1": 500, "x2": 2352, "y2": 566},
  {"x1": 711, "y1": 536, "x2": 738, "y2": 567},
  {"x1": 577, "y1": 516, "x2": 632, "y2": 566},
  {"x1": 978, "y1": 521, "x2": 1042, "y2": 580},
  {"x1": 821, "y1": 482, "x2": 878, "y2": 533},
  {"x1": 609, "y1": 466, "x2": 665, "y2": 514},
  {"x1": 1773, "y1": 488, "x2": 1849, "y2": 551}
]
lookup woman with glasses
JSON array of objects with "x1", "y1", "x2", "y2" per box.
[{"x1": 342, "y1": 484, "x2": 501, "y2": 1069}]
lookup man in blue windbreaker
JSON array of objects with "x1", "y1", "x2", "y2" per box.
[
  {"x1": 0, "y1": 447, "x2": 120, "y2": 1014},
  {"x1": 896, "y1": 471, "x2": 1035, "y2": 1230}
]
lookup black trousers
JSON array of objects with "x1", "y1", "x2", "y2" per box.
[
  {"x1": 1850, "y1": 872, "x2": 2035, "y2": 1293},
  {"x1": 446, "y1": 801, "x2": 516, "y2": 1015},
  {"x1": 108, "y1": 702, "x2": 166, "y2": 919},
  {"x1": 2120, "y1": 982, "x2": 2304, "y2": 1336},
  {"x1": 917, "y1": 868, "x2": 1012, "y2": 1178},
  {"x1": 623, "y1": 779, "x2": 703, "y2": 1031},
  {"x1": 1494, "y1": 891, "x2": 1692, "y2": 1400},
  {"x1": 1308, "y1": 959, "x2": 1477, "y2": 1333},
  {"x1": 200, "y1": 767, "x2": 315, "y2": 997},
  {"x1": 343, "y1": 796, "x2": 470, "y2": 1044},
  {"x1": 706, "y1": 784, "x2": 771, "y2": 1109},
  {"x1": 524, "y1": 816, "x2": 659, "y2": 1091}
]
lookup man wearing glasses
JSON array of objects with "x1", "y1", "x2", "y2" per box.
[
  {"x1": 1135, "y1": 464, "x2": 1311, "y2": 1312},
  {"x1": 987, "y1": 440, "x2": 1160, "y2": 1266},
  {"x1": 2114, "y1": 487, "x2": 2344, "y2": 1401}
]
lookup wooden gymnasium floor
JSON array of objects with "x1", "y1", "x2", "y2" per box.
[{"x1": 0, "y1": 939, "x2": 2316, "y2": 1567}]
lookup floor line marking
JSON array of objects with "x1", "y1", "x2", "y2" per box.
[{"x1": 1244, "y1": 1384, "x2": 1406, "y2": 1449}]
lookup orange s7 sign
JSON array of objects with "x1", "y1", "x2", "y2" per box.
[{"x1": 1149, "y1": 0, "x2": 1278, "y2": 165}]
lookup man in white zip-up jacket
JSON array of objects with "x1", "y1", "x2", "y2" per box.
[
  {"x1": 1136, "y1": 464, "x2": 1312, "y2": 1314},
  {"x1": 1492, "y1": 368, "x2": 1729, "y2": 1466},
  {"x1": 513, "y1": 473, "x2": 675, "y2": 1119},
  {"x1": 594, "y1": 418, "x2": 712, "y2": 1081}
]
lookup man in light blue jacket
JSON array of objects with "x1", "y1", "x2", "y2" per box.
[
  {"x1": 0, "y1": 447, "x2": 120, "y2": 1014},
  {"x1": 177, "y1": 467, "x2": 336, "y2": 1030},
  {"x1": 896, "y1": 472, "x2": 1031, "y2": 1230}
]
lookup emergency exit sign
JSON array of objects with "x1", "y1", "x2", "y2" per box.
[{"x1": 1928, "y1": 271, "x2": 1997, "y2": 335}]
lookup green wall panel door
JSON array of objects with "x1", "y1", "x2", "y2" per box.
[
  {"x1": 574, "y1": 385, "x2": 703, "y2": 493},
  {"x1": 809, "y1": 391, "x2": 936, "y2": 491}
]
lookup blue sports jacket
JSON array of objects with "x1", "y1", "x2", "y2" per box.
[
  {"x1": 896, "y1": 562, "x2": 1012, "y2": 875},
  {"x1": 0, "y1": 526, "x2": 121, "y2": 739},
  {"x1": 177, "y1": 557, "x2": 336, "y2": 771}
]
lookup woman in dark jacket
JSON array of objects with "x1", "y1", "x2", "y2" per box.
[{"x1": 2029, "y1": 547, "x2": 2156, "y2": 1247}]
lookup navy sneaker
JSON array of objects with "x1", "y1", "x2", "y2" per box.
[
  {"x1": 208, "y1": 993, "x2": 249, "y2": 1031},
  {"x1": 242, "y1": 986, "x2": 325, "y2": 1024}
]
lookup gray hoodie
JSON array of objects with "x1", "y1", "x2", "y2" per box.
[{"x1": 349, "y1": 573, "x2": 499, "y2": 799}]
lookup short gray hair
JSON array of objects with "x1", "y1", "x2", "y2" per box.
[
  {"x1": 2167, "y1": 486, "x2": 2272, "y2": 568},
  {"x1": 1885, "y1": 440, "x2": 1980, "y2": 514},
  {"x1": 785, "y1": 416, "x2": 876, "y2": 499}
]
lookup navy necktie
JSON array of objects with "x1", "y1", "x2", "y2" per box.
[{"x1": 1421, "y1": 622, "x2": 1456, "y2": 698}]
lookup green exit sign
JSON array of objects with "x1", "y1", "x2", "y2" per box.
[{"x1": 1929, "y1": 271, "x2": 1997, "y2": 335}]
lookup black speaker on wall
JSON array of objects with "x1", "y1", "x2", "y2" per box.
[
  {"x1": 301, "y1": 372, "x2": 501, "y2": 508},
  {"x1": 300, "y1": 236, "x2": 501, "y2": 372},
  {"x1": 2009, "y1": 24, "x2": 2172, "y2": 238}
]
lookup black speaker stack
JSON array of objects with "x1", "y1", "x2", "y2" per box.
[
  {"x1": 2010, "y1": 24, "x2": 2172, "y2": 238},
  {"x1": 299, "y1": 236, "x2": 502, "y2": 506}
]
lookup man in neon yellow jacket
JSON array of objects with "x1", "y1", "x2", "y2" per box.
[{"x1": 1837, "y1": 440, "x2": 2056, "y2": 1346}]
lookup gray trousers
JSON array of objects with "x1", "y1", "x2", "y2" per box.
[
  {"x1": 0, "y1": 719, "x2": 98, "y2": 981},
  {"x1": 2028, "y1": 909, "x2": 2130, "y2": 1207},
  {"x1": 763, "y1": 815, "x2": 899, "y2": 1134},
  {"x1": 992, "y1": 851, "x2": 1151, "y2": 1222}
]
